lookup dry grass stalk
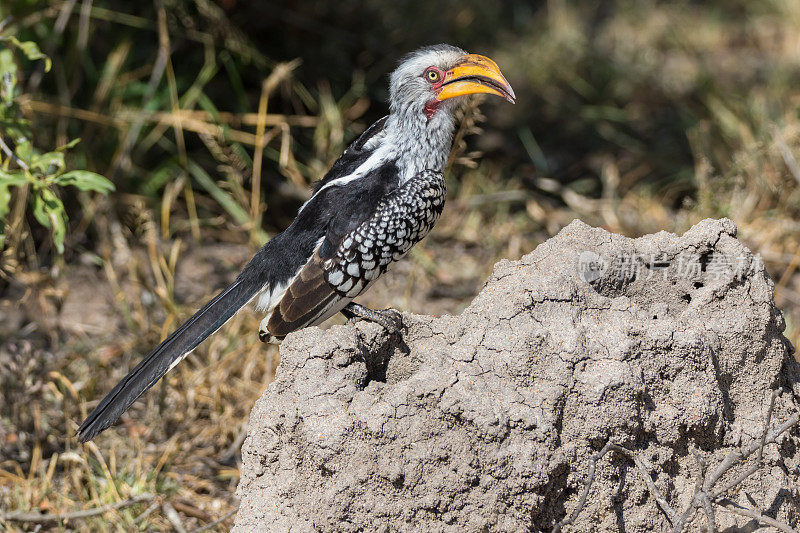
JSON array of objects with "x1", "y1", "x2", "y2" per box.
[{"x1": 1, "y1": 493, "x2": 156, "y2": 524}]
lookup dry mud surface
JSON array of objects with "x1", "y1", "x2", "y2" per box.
[{"x1": 235, "y1": 219, "x2": 800, "y2": 532}]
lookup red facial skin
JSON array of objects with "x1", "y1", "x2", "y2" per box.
[{"x1": 423, "y1": 66, "x2": 446, "y2": 120}]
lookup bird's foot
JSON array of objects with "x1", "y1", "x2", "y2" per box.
[{"x1": 342, "y1": 302, "x2": 403, "y2": 334}]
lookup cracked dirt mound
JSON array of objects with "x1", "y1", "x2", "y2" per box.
[{"x1": 234, "y1": 219, "x2": 800, "y2": 532}]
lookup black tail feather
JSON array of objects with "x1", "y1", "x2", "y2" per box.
[{"x1": 76, "y1": 278, "x2": 261, "y2": 442}]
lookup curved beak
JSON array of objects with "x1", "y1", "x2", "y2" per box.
[{"x1": 437, "y1": 54, "x2": 516, "y2": 104}]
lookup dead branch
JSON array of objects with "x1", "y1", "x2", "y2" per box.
[
  {"x1": 711, "y1": 415, "x2": 798, "y2": 499},
  {"x1": 672, "y1": 390, "x2": 797, "y2": 533},
  {"x1": 716, "y1": 498, "x2": 796, "y2": 533},
  {"x1": 1, "y1": 494, "x2": 156, "y2": 523},
  {"x1": 695, "y1": 454, "x2": 716, "y2": 533},
  {"x1": 671, "y1": 451, "x2": 708, "y2": 533},
  {"x1": 551, "y1": 441, "x2": 616, "y2": 533},
  {"x1": 607, "y1": 444, "x2": 677, "y2": 523},
  {"x1": 552, "y1": 390, "x2": 800, "y2": 533},
  {"x1": 700, "y1": 493, "x2": 716, "y2": 533},
  {"x1": 708, "y1": 390, "x2": 782, "y2": 498}
]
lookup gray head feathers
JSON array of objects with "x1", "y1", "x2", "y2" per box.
[{"x1": 389, "y1": 44, "x2": 466, "y2": 116}]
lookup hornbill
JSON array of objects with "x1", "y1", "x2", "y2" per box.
[{"x1": 76, "y1": 44, "x2": 515, "y2": 442}]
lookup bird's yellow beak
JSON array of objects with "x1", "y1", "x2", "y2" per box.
[{"x1": 437, "y1": 54, "x2": 516, "y2": 104}]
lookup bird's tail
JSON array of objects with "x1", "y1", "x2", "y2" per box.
[{"x1": 76, "y1": 277, "x2": 263, "y2": 442}]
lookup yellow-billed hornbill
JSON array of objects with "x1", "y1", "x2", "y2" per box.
[{"x1": 77, "y1": 44, "x2": 515, "y2": 442}]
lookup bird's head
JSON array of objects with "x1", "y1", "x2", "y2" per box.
[{"x1": 389, "y1": 44, "x2": 515, "y2": 122}]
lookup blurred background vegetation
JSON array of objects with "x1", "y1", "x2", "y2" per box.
[{"x1": 2, "y1": 0, "x2": 800, "y2": 530}]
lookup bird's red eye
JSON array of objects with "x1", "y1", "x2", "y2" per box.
[{"x1": 424, "y1": 68, "x2": 441, "y2": 84}]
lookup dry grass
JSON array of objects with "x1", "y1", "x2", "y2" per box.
[{"x1": 3, "y1": 0, "x2": 800, "y2": 530}]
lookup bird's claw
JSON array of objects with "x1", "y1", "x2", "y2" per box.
[
  {"x1": 378, "y1": 308, "x2": 403, "y2": 334},
  {"x1": 342, "y1": 302, "x2": 403, "y2": 335}
]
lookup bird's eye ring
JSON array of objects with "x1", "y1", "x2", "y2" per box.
[{"x1": 425, "y1": 68, "x2": 441, "y2": 83}]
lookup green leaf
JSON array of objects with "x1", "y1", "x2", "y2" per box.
[
  {"x1": 50, "y1": 207, "x2": 67, "y2": 253},
  {"x1": 0, "y1": 171, "x2": 25, "y2": 238},
  {"x1": 32, "y1": 188, "x2": 67, "y2": 253},
  {"x1": 0, "y1": 48, "x2": 17, "y2": 106},
  {"x1": 30, "y1": 151, "x2": 65, "y2": 175},
  {"x1": 13, "y1": 139, "x2": 32, "y2": 162},
  {"x1": 5, "y1": 37, "x2": 51, "y2": 72},
  {"x1": 0, "y1": 168, "x2": 28, "y2": 187},
  {"x1": 57, "y1": 138, "x2": 81, "y2": 151},
  {"x1": 54, "y1": 170, "x2": 115, "y2": 194},
  {"x1": 33, "y1": 189, "x2": 52, "y2": 228},
  {"x1": 0, "y1": 183, "x2": 10, "y2": 221}
]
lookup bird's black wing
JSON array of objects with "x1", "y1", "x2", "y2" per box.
[{"x1": 265, "y1": 169, "x2": 446, "y2": 338}]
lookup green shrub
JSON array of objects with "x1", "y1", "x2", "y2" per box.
[{"x1": 0, "y1": 34, "x2": 113, "y2": 255}]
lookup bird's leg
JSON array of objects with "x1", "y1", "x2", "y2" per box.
[{"x1": 342, "y1": 302, "x2": 403, "y2": 334}]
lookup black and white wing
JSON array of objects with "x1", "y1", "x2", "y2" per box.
[
  {"x1": 77, "y1": 116, "x2": 395, "y2": 440},
  {"x1": 263, "y1": 169, "x2": 446, "y2": 340},
  {"x1": 323, "y1": 169, "x2": 447, "y2": 297}
]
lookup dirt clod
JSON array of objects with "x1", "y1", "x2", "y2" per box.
[{"x1": 235, "y1": 219, "x2": 800, "y2": 532}]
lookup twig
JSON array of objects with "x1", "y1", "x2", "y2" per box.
[
  {"x1": 711, "y1": 404, "x2": 797, "y2": 499},
  {"x1": 134, "y1": 501, "x2": 160, "y2": 523},
  {"x1": 716, "y1": 498, "x2": 796, "y2": 533},
  {"x1": 552, "y1": 391, "x2": 800, "y2": 533},
  {"x1": 694, "y1": 453, "x2": 716, "y2": 533},
  {"x1": 694, "y1": 392, "x2": 799, "y2": 533},
  {"x1": 551, "y1": 441, "x2": 615, "y2": 533},
  {"x1": 607, "y1": 444, "x2": 677, "y2": 523},
  {"x1": 671, "y1": 451, "x2": 708, "y2": 533},
  {"x1": 711, "y1": 461, "x2": 760, "y2": 500},
  {"x1": 700, "y1": 391, "x2": 797, "y2": 532},
  {"x1": 700, "y1": 493, "x2": 716, "y2": 533},
  {"x1": 0, "y1": 135, "x2": 29, "y2": 170},
  {"x1": 552, "y1": 442, "x2": 678, "y2": 533},
  {"x1": 188, "y1": 507, "x2": 239, "y2": 533},
  {"x1": 1, "y1": 494, "x2": 156, "y2": 523},
  {"x1": 171, "y1": 501, "x2": 211, "y2": 522}
]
